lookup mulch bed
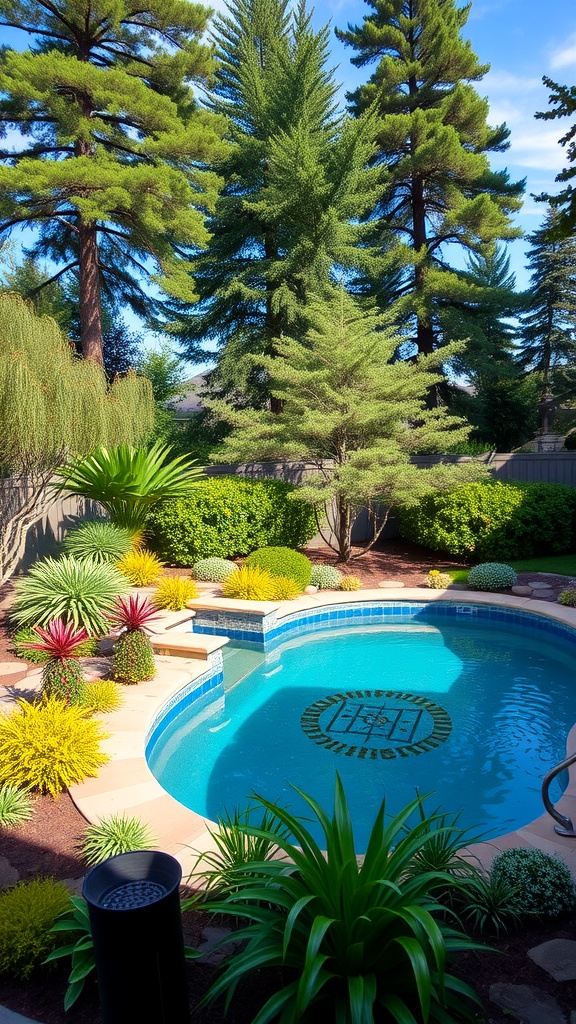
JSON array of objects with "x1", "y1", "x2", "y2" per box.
[{"x1": 2, "y1": 541, "x2": 576, "y2": 1023}]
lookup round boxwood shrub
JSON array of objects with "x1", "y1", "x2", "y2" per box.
[
  {"x1": 146, "y1": 477, "x2": 317, "y2": 566},
  {"x1": 467, "y1": 562, "x2": 517, "y2": 591},
  {"x1": 395, "y1": 480, "x2": 576, "y2": 561},
  {"x1": 491, "y1": 848, "x2": 576, "y2": 917},
  {"x1": 558, "y1": 588, "x2": 576, "y2": 607},
  {"x1": 310, "y1": 564, "x2": 343, "y2": 589},
  {"x1": 245, "y1": 547, "x2": 312, "y2": 589},
  {"x1": 192, "y1": 557, "x2": 238, "y2": 582}
]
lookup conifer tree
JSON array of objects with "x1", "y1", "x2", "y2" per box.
[
  {"x1": 0, "y1": 0, "x2": 226, "y2": 365},
  {"x1": 337, "y1": 0, "x2": 524, "y2": 363},
  {"x1": 518, "y1": 208, "x2": 576, "y2": 394},
  {"x1": 209, "y1": 288, "x2": 484, "y2": 561},
  {"x1": 535, "y1": 77, "x2": 576, "y2": 237},
  {"x1": 176, "y1": 0, "x2": 383, "y2": 406}
]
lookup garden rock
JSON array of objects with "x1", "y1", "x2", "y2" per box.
[
  {"x1": 528, "y1": 938, "x2": 576, "y2": 982},
  {"x1": 378, "y1": 580, "x2": 405, "y2": 588},
  {"x1": 0, "y1": 856, "x2": 19, "y2": 890},
  {"x1": 512, "y1": 585, "x2": 533, "y2": 596},
  {"x1": 197, "y1": 925, "x2": 240, "y2": 966},
  {"x1": 489, "y1": 983, "x2": 567, "y2": 1024},
  {"x1": 304, "y1": 585, "x2": 318, "y2": 594}
]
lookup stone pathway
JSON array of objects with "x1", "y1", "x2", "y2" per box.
[{"x1": 490, "y1": 938, "x2": 576, "y2": 1023}]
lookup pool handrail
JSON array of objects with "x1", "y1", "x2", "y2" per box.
[{"x1": 542, "y1": 752, "x2": 576, "y2": 836}]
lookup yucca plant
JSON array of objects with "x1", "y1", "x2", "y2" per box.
[
  {"x1": 154, "y1": 575, "x2": 199, "y2": 611},
  {"x1": 194, "y1": 804, "x2": 292, "y2": 895},
  {"x1": 116, "y1": 548, "x2": 164, "y2": 587},
  {"x1": 62, "y1": 519, "x2": 134, "y2": 563},
  {"x1": 0, "y1": 784, "x2": 34, "y2": 827},
  {"x1": 22, "y1": 619, "x2": 89, "y2": 706},
  {"x1": 54, "y1": 441, "x2": 203, "y2": 533},
  {"x1": 81, "y1": 813, "x2": 156, "y2": 866},
  {"x1": 110, "y1": 594, "x2": 159, "y2": 684},
  {"x1": 11, "y1": 556, "x2": 127, "y2": 635},
  {"x1": 202, "y1": 777, "x2": 484, "y2": 1024}
]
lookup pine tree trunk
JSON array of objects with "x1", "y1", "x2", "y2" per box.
[
  {"x1": 336, "y1": 498, "x2": 352, "y2": 562},
  {"x1": 78, "y1": 217, "x2": 104, "y2": 365}
]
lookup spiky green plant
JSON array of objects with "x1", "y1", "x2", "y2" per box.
[
  {"x1": 11, "y1": 556, "x2": 127, "y2": 635},
  {"x1": 110, "y1": 595, "x2": 159, "y2": 684},
  {"x1": 81, "y1": 813, "x2": 156, "y2": 866},
  {"x1": 81, "y1": 680, "x2": 124, "y2": 715},
  {"x1": 459, "y1": 872, "x2": 523, "y2": 937},
  {"x1": 0, "y1": 784, "x2": 34, "y2": 827},
  {"x1": 201, "y1": 777, "x2": 484, "y2": 1024},
  {"x1": 62, "y1": 519, "x2": 134, "y2": 563},
  {"x1": 54, "y1": 441, "x2": 203, "y2": 532},
  {"x1": 22, "y1": 619, "x2": 90, "y2": 706},
  {"x1": 194, "y1": 805, "x2": 292, "y2": 895}
]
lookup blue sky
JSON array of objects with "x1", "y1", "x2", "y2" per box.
[{"x1": 1, "y1": 0, "x2": 575, "y2": 367}]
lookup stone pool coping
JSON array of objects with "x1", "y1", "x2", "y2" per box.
[{"x1": 3, "y1": 587, "x2": 576, "y2": 880}]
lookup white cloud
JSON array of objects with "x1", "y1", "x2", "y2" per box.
[
  {"x1": 550, "y1": 33, "x2": 576, "y2": 70},
  {"x1": 481, "y1": 69, "x2": 565, "y2": 179}
]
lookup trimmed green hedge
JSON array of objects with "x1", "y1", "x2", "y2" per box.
[
  {"x1": 246, "y1": 547, "x2": 312, "y2": 589},
  {"x1": 146, "y1": 476, "x2": 317, "y2": 566},
  {"x1": 395, "y1": 481, "x2": 576, "y2": 560}
]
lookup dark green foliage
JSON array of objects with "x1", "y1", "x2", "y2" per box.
[
  {"x1": 201, "y1": 776, "x2": 483, "y2": 1024},
  {"x1": 41, "y1": 659, "x2": 86, "y2": 707},
  {"x1": 246, "y1": 547, "x2": 312, "y2": 588},
  {"x1": 396, "y1": 481, "x2": 576, "y2": 560},
  {"x1": 44, "y1": 896, "x2": 95, "y2": 1011},
  {"x1": 564, "y1": 432, "x2": 576, "y2": 450},
  {"x1": 0, "y1": 878, "x2": 70, "y2": 980},
  {"x1": 146, "y1": 477, "x2": 317, "y2": 565},
  {"x1": 194, "y1": 804, "x2": 293, "y2": 895},
  {"x1": 491, "y1": 848, "x2": 576, "y2": 917},
  {"x1": 113, "y1": 630, "x2": 155, "y2": 685},
  {"x1": 337, "y1": 0, "x2": 523, "y2": 362},
  {"x1": 535, "y1": 78, "x2": 576, "y2": 237},
  {"x1": 460, "y1": 872, "x2": 522, "y2": 937}
]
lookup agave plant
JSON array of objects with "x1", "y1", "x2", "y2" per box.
[
  {"x1": 53, "y1": 441, "x2": 203, "y2": 532},
  {"x1": 109, "y1": 594, "x2": 159, "y2": 684},
  {"x1": 11, "y1": 556, "x2": 127, "y2": 635},
  {"x1": 202, "y1": 776, "x2": 484, "y2": 1024},
  {"x1": 22, "y1": 619, "x2": 89, "y2": 705}
]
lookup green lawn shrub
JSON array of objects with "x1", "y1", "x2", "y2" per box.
[
  {"x1": 0, "y1": 878, "x2": 71, "y2": 980},
  {"x1": 146, "y1": 477, "x2": 317, "y2": 565},
  {"x1": 467, "y1": 562, "x2": 517, "y2": 591},
  {"x1": 192, "y1": 557, "x2": 238, "y2": 582},
  {"x1": 245, "y1": 546, "x2": 312, "y2": 589},
  {"x1": 396, "y1": 481, "x2": 576, "y2": 560},
  {"x1": 490, "y1": 848, "x2": 576, "y2": 917},
  {"x1": 310, "y1": 564, "x2": 343, "y2": 589}
]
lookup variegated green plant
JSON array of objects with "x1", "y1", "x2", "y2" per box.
[{"x1": 11, "y1": 556, "x2": 127, "y2": 635}]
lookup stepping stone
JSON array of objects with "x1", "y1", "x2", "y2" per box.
[
  {"x1": 528, "y1": 581, "x2": 553, "y2": 590},
  {"x1": 197, "y1": 925, "x2": 240, "y2": 966},
  {"x1": 378, "y1": 580, "x2": 405, "y2": 588},
  {"x1": 0, "y1": 856, "x2": 19, "y2": 891},
  {"x1": 512, "y1": 585, "x2": 533, "y2": 596},
  {"x1": 489, "y1": 983, "x2": 567, "y2": 1024},
  {"x1": 528, "y1": 938, "x2": 576, "y2": 981},
  {"x1": 447, "y1": 582, "x2": 468, "y2": 590}
]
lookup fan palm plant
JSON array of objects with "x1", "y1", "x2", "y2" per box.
[
  {"x1": 201, "y1": 776, "x2": 484, "y2": 1024},
  {"x1": 53, "y1": 442, "x2": 203, "y2": 533}
]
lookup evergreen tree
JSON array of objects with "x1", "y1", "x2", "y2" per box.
[
  {"x1": 176, "y1": 0, "x2": 383, "y2": 407},
  {"x1": 336, "y1": 0, "x2": 524, "y2": 364},
  {"x1": 518, "y1": 208, "x2": 576, "y2": 394},
  {"x1": 0, "y1": 0, "x2": 226, "y2": 365},
  {"x1": 209, "y1": 288, "x2": 484, "y2": 561},
  {"x1": 535, "y1": 77, "x2": 576, "y2": 237}
]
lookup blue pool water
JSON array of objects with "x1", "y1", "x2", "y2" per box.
[{"x1": 148, "y1": 615, "x2": 576, "y2": 851}]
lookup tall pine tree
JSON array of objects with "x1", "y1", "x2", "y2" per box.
[
  {"x1": 175, "y1": 0, "x2": 383, "y2": 407},
  {"x1": 535, "y1": 77, "x2": 576, "y2": 237},
  {"x1": 337, "y1": 0, "x2": 524, "y2": 365},
  {"x1": 0, "y1": 0, "x2": 226, "y2": 364},
  {"x1": 518, "y1": 208, "x2": 576, "y2": 395}
]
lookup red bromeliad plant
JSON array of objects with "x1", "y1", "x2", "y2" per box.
[
  {"x1": 108, "y1": 595, "x2": 159, "y2": 685},
  {"x1": 23, "y1": 619, "x2": 89, "y2": 705}
]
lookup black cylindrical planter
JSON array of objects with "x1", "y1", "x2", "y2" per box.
[{"x1": 82, "y1": 850, "x2": 190, "y2": 1024}]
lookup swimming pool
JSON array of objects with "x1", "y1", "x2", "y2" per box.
[{"x1": 147, "y1": 604, "x2": 576, "y2": 853}]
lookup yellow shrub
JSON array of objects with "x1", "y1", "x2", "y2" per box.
[
  {"x1": 270, "y1": 576, "x2": 301, "y2": 600},
  {"x1": 340, "y1": 576, "x2": 362, "y2": 591},
  {"x1": 222, "y1": 565, "x2": 278, "y2": 601},
  {"x1": 0, "y1": 698, "x2": 109, "y2": 797},
  {"x1": 0, "y1": 878, "x2": 71, "y2": 980},
  {"x1": 153, "y1": 576, "x2": 199, "y2": 610},
  {"x1": 116, "y1": 549, "x2": 164, "y2": 587},
  {"x1": 82, "y1": 679, "x2": 125, "y2": 715}
]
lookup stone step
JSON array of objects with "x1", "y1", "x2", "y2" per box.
[{"x1": 150, "y1": 631, "x2": 228, "y2": 661}]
